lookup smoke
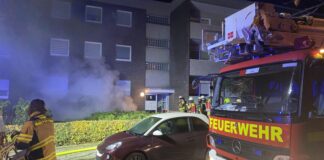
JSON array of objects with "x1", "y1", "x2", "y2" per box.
[
  {"x1": 39, "y1": 60, "x2": 137, "y2": 120},
  {"x1": 0, "y1": 0, "x2": 137, "y2": 121}
]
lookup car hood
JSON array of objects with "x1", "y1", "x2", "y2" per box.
[{"x1": 97, "y1": 131, "x2": 139, "y2": 152}]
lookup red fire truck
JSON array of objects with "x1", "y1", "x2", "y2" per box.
[{"x1": 205, "y1": 3, "x2": 324, "y2": 160}]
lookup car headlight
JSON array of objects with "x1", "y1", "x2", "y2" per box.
[
  {"x1": 106, "y1": 142, "x2": 122, "y2": 151},
  {"x1": 96, "y1": 150, "x2": 104, "y2": 157}
]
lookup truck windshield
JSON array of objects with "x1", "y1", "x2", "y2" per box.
[{"x1": 213, "y1": 62, "x2": 302, "y2": 115}]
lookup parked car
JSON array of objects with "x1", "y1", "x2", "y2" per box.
[{"x1": 96, "y1": 112, "x2": 209, "y2": 160}]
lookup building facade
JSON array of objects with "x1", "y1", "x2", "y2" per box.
[{"x1": 0, "y1": 0, "x2": 251, "y2": 117}]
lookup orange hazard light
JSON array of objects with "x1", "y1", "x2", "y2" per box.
[{"x1": 312, "y1": 49, "x2": 324, "y2": 59}]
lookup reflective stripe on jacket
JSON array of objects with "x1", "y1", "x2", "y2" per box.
[{"x1": 15, "y1": 112, "x2": 56, "y2": 160}]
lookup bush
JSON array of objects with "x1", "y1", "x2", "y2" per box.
[
  {"x1": 55, "y1": 120, "x2": 139, "y2": 146},
  {"x1": 13, "y1": 98, "x2": 29, "y2": 125},
  {"x1": 85, "y1": 111, "x2": 153, "y2": 120}
]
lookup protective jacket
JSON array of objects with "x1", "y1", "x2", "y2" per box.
[
  {"x1": 178, "y1": 100, "x2": 187, "y2": 112},
  {"x1": 188, "y1": 103, "x2": 196, "y2": 113},
  {"x1": 15, "y1": 112, "x2": 56, "y2": 160}
]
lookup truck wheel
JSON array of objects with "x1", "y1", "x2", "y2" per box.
[{"x1": 125, "y1": 152, "x2": 146, "y2": 160}]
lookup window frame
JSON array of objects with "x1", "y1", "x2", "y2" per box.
[
  {"x1": 116, "y1": 10, "x2": 132, "y2": 27},
  {"x1": 84, "y1": 41, "x2": 102, "y2": 59},
  {"x1": 50, "y1": 38, "x2": 70, "y2": 57},
  {"x1": 85, "y1": 5, "x2": 103, "y2": 24},
  {"x1": 116, "y1": 44, "x2": 132, "y2": 62}
]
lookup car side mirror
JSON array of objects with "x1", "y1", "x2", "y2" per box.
[{"x1": 152, "y1": 130, "x2": 163, "y2": 136}]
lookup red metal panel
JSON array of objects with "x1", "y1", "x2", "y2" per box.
[
  {"x1": 220, "y1": 50, "x2": 312, "y2": 73},
  {"x1": 209, "y1": 116, "x2": 291, "y2": 148}
]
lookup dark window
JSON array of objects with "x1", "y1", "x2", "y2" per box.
[
  {"x1": 117, "y1": 10, "x2": 132, "y2": 27},
  {"x1": 146, "y1": 62, "x2": 169, "y2": 71},
  {"x1": 116, "y1": 45, "x2": 131, "y2": 62},
  {"x1": 311, "y1": 65, "x2": 324, "y2": 116},
  {"x1": 191, "y1": 117, "x2": 208, "y2": 131},
  {"x1": 156, "y1": 118, "x2": 189, "y2": 135},
  {"x1": 146, "y1": 38, "x2": 169, "y2": 48},
  {"x1": 146, "y1": 15, "x2": 169, "y2": 25},
  {"x1": 85, "y1": 5, "x2": 102, "y2": 23},
  {"x1": 146, "y1": 95, "x2": 156, "y2": 101}
]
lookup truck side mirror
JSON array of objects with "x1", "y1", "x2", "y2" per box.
[{"x1": 152, "y1": 130, "x2": 163, "y2": 136}]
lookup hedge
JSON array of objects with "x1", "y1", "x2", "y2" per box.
[
  {"x1": 7, "y1": 120, "x2": 140, "y2": 146},
  {"x1": 85, "y1": 111, "x2": 153, "y2": 120},
  {"x1": 55, "y1": 120, "x2": 140, "y2": 146}
]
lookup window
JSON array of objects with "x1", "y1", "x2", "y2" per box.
[
  {"x1": 116, "y1": 10, "x2": 132, "y2": 27},
  {"x1": 50, "y1": 38, "x2": 69, "y2": 56},
  {"x1": 146, "y1": 95, "x2": 156, "y2": 101},
  {"x1": 85, "y1": 5, "x2": 102, "y2": 23},
  {"x1": 116, "y1": 44, "x2": 131, "y2": 62},
  {"x1": 0, "y1": 79, "x2": 9, "y2": 99},
  {"x1": 51, "y1": 0, "x2": 71, "y2": 19},
  {"x1": 156, "y1": 118, "x2": 189, "y2": 135},
  {"x1": 311, "y1": 65, "x2": 324, "y2": 116},
  {"x1": 116, "y1": 80, "x2": 131, "y2": 96},
  {"x1": 146, "y1": 62, "x2": 169, "y2": 71},
  {"x1": 146, "y1": 38, "x2": 169, "y2": 48},
  {"x1": 201, "y1": 18, "x2": 211, "y2": 25},
  {"x1": 191, "y1": 118, "x2": 208, "y2": 131},
  {"x1": 146, "y1": 15, "x2": 169, "y2": 25},
  {"x1": 84, "y1": 41, "x2": 102, "y2": 59}
]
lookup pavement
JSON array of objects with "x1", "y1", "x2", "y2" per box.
[{"x1": 56, "y1": 142, "x2": 99, "y2": 160}]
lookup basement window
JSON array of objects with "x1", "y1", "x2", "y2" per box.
[{"x1": 116, "y1": 80, "x2": 131, "y2": 96}]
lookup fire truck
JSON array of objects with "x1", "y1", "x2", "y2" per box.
[{"x1": 205, "y1": 2, "x2": 324, "y2": 160}]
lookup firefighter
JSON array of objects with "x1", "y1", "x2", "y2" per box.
[
  {"x1": 178, "y1": 96, "x2": 187, "y2": 112},
  {"x1": 14, "y1": 99, "x2": 56, "y2": 160},
  {"x1": 206, "y1": 96, "x2": 212, "y2": 117},
  {"x1": 200, "y1": 96, "x2": 207, "y2": 116},
  {"x1": 187, "y1": 97, "x2": 196, "y2": 113},
  {"x1": 197, "y1": 97, "x2": 202, "y2": 114}
]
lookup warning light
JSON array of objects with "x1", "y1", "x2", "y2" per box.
[{"x1": 312, "y1": 48, "x2": 324, "y2": 59}]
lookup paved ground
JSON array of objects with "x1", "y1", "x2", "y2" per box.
[{"x1": 56, "y1": 142, "x2": 100, "y2": 160}]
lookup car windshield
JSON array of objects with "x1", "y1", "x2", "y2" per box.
[
  {"x1": 213, "y1": 62, "x2": 302, "y2": 115},
  {"x1": 128, "y1": 117, "x2": 161, "y2": 135}
]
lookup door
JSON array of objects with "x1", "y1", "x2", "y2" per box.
[
  {"x1": 149, "y1": 118, "x2": 193, "y2": 160},
  {"x1": 189, "y1": 117, "x2": 209, "y2": 160},
  {"x1": 157, "y1": 94, "x2": 168, "y2": 112}
]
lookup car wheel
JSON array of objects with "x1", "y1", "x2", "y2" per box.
[{"x1": 125, "y1": 152, "x2": 147, "y2": 160}]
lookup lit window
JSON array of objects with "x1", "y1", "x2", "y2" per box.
[
  {"x1": 0, "y1": 79, "x2": 9, "y2": 99},
  {"x1": 50, "y1": 38, "x2": 69, "y2": 56},
  {"x1": 116, "y1": 44, "x2": 131, "y2": 62},
  {"x1": 51, "y1": 0, "x2": 71, "y2": 19},
  {"x1": 116, "y1": 80, "x2": 131, "y2": 96},
  {"x1": 85, "y1": 5, "x2": 102, "y2": 23},
  {"x1": 116, "y1": 10, "x2": 132, "y2": 27},
  {"x1": 84, "y1": 41, "x2": 102, "y2": 59}
]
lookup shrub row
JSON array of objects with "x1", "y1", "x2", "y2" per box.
[
  {"x1": 8, "y1": 120, "x2": 140, "y2": 146},
  {"x1": 55, "y1": 120, "x2": 140, "y2": 146},
  {"x1": 84, "y1": 111, "x2": 153, "y2": 120}
]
